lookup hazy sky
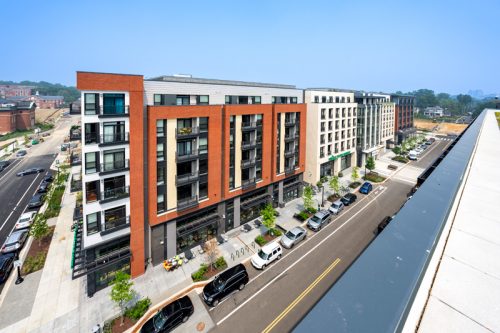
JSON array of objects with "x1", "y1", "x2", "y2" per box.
[{"x1": 2, "y1": 0, "x2": 499, "y2": 95}]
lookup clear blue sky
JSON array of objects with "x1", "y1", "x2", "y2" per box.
[{"x1": 2, "y1": 0, "x2": 499, "y2": 95}]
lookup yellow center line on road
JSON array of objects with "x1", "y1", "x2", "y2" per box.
[{"x1": 261, "y1": 258, "x2": 341, "y2": 333}]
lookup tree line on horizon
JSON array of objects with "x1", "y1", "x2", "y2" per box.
[{"x1": 0, "y1": 80, "x2": 79, "y2": 104}]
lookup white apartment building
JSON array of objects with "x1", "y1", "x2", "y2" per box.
[
  {"x1": 304, "y1": 89, "x2": 357, "y2": 184},
  {"x1": 355, "y1": 92, "x2": 395, "y2": 167}
]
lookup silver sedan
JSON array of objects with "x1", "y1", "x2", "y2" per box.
[{"x1": 280, "y1": 226, "x2": 307, "y2": 249}]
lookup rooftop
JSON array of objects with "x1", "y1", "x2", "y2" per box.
[{"x1": 146, "y1": 75, "x2": 298, "y2": 89}]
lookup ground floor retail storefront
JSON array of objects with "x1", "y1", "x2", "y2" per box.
[
  {"x1": 319, "y1": 151, "x2": 355, "y2": 179},
  {"x1": 150, "y1": 175, "x2": 303, "y2": 265}
]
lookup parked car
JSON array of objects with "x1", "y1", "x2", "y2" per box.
[
  {"x1": 43, "y1": 174, "x2": 54, "y2": 183},
  {"x1": 281, "y1": 226, "x2": 307, "y2": 249},
  {"x1": 140, "y1": 296, "x2": 194, "y2": 333},
  {"x1": 37, "y1": 181, "x2": 51, "y2": 193},
  {"x1": 27, "y1": 193, "x2": 45, "y2": 209},
  {"x1": 16, "y1": 167, "x2": 45, "y2": 177},
  {"x1": 1, "y1": 230, "x2": 29, "y2": 254},
  {"x1": 307, "y1": 210, "x2": 332, "y2": 232},
  {"x1": 408, "y1": 150, "x2": 418, "y2": 160},
  {"x1": 15, "y1": 211, "x2": 37, "y2": 230},
  {"x1": 0, "y1": 253, "x2": 15, "y2": 284},
  {"x1": 329, "y1": 200, "x2": 344, "y2": 215},
  {"x1": 415, "y1": 147, "x2": 423, "y2": 155},
  {"x1": 359, "y1": 182, "x2": 373, "y2": 194},
  {"x1": 202, "y1": 263, "x2": 249, "y2": 307},
  {"x1": 377, "y1": 216, "x2": 393, "y2": 234},
  {"x1": 0, "y1": 161, "x2": 10, "y2": 172},
  {"x1": 425, "y1": 141, "x2": 432, "y2": 145},
  {"x1": 340, "y1": 193, "x2": 357, "y2": 206},
  {"x1": 16, "y1": 150, "x2": 27, "y2": 157},
  {"x1": 429, "y1": 137, "x2": 436, "y2": 143},
  {"x1": 251, "y1": 242, "x2": 282, "y2": 269}
]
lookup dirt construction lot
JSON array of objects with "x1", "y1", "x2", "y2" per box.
[
  {"x1": 35, "y1": 108, "x2": 67, "y2": 123},
  {"x1": 414, "y1": 119, "x2": 467, "y2": 135}
]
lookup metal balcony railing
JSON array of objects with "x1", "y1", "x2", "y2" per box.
[
  {"x1": 99, "y1": 159, "x2": 129, "y2": 174},
  {"x1": 100, "y1": 186, "x2": 130, "y2": 203},
  {"x1": 241, "y1": 158, "x2": 256, "y2": 169},
  {"x1": 177, "y1": 195, "x2": 198, "y2": 210},
  {"x1": 99, "y1": 132, "x2": 129, "y2": 146},
  {"x1": 176, "y1": 126, "x2": 200, "y2": 138},
  {"x1": 176, "y1": 172, "x2": 199, "y2": 186},
  {"x1": 176, "y1": 149, "x2": 199, "y2": 162},
  {"x1": 241, "y1": 177, "x2": 256, "y2": 189}
]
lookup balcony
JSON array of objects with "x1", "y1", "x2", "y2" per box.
[
  {"x1": 99, "y1": 132, "x2": 129, "y2": 146},
  {"x1": 284, "y1": 135, "x2": 296, "y2": 142},
  {"x1": 285, "y1": 119, "x2": 296, "y2": 127},
  {"x1": 176, "y1": 172, "x2": 199, "y2": 186},
  {"x1": 176, "y1": 126, "x2": 200, "y2": 139},
  {"x1": 97, "y1": 105, "x2": 130, "y2": 118},
  {"x1": 241, "y1": 177, "x2": 256, "y2": 190},
  {"x1": 285, "y1": 149, "x2": 295, "y2": 158},
  {"x1": 241, "y1": 158, "x2": 256, "y2": 169},
  {"x1": 242, "y1": 122, "x2": 260, "y2": 131},
  {"x1": 85, "y1": 133, "x2": 98, "y2": 145},
  {"x1": 86, "y1": 189, "x2": 99, "y2": 203},
  {"x1": 101, "y1": 216, "x2": 130, "y2": 236},
  {"x1": 242, "y1": 140, "x2": 257, "y2": 150},
  {"x1": 177, "y1": 195, "x2": 198, "y2": 211},
  {"x1": 100, "y1": 186, "x2": 130, "y2": 204},
  {"x1": 99, "y1": 159, "x2": 129, "y2": 175},
  {"x1": 285, "y1": 166, "x2": 295, "y2": 175},
  {"x1": 176, "y1": 149, "x2": 199, "y2": 162}
]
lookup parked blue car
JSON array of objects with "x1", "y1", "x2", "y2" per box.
[{"x1": 359, "y1": 182, "x2": 373, "y2": 194}]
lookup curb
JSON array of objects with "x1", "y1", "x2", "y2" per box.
[{"x1": 127, "y1": 281, "x2": 210, "y2": 333}]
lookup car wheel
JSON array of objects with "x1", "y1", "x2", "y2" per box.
[
  {"x1": 262, "y1": 264, "x2": 267, "y2": 269},
  {"x1": 290, "y1": 243, "x2": 294, "y2": 248},
  {"x1": 212, "y1": 299, "x2": 219, "y2": 307},
  {"x1": 277, "y1": 254, "x2": 282, "y2": 260},
  {"x1": 182, "y1": 315, "x2": 189, "y2": 323},
  {"x1": 239, "y1": 283, "x2": 245, "y2": 291}
]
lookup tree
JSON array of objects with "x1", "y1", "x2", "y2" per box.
[
  {"x1": 29, "y1": 215, "x2": 50, "y2": 246},
  {"x1": 351, "y1": 166, "x2": 360, "y2": 183},
  {"x1": 302, "y1": 185, "x2": 314, "y2": 212},
  {"x1": 365, "y1": 157, "x2": 376, "y2": 173},
  {"x1": 329, "y1": 175, "x2": 340, "y2": 196},
  {"x1": 110, "y1": 271, "x2": 135, "y2": 326},
  {"x1": 204, "y1": 238, "x2": 220, "y2": 272},
  {"x1": 392, "y1": 146, "x2": 402, "y2": 156},
  {"x1": 260, "y1": 203, "x2": 276, "y2": 234}
]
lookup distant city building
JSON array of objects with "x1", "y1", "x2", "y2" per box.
[
  {"x1": 391, "y1": 94, "x2": 416, "y2": 144},
  {"x1": 0, "y1": 99, "x2": 36, "y2": 134},
  {"x1": 0, "y1": 85, "x2": 34, "y2": 98},
  {"x1": 355, "y1": 92, "x2": 395, "y2": 166},
  {"x1": 424, "y1": 106, "x2": 444, "y2": 117},
  {"x1": 303, "y1": 89, "x2": 357, "y2": 184},
  {"x1": 32, "y1": 92, "x2": 64, "y2": 109}
]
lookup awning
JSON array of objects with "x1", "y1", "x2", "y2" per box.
[{"x1": 329, "y1": 151, "x2": 351, "y2": 161}]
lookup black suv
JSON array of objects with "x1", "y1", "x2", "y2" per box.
[
  {"x1": 0, "y1": 253, "x2": 15, "y2": 283},
  {"x1": 0, "y1": 161, "x2": 10, "y2": 172},
  {"x1": 340, "y1": 193, "x2": 357, "y2": 206},
  {"x1": 140, "y1": 296, "x2": 194, "y2": 333},
  {"x1": 202, "y1": 263, "x2": 249, "y2": 307},
  {"x1": 28, "y1": 193, "x2": 45, "y2": 209}
]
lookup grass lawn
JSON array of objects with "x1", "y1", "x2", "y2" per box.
[
  {"x1": 496, "y1": 112, "x2": 500, "y2": 128},
  {"x1": 363, "y1": 172, "x2": 386, "y2": 183}
]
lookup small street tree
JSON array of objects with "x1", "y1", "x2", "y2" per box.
[
  {"x1": 329, "y1": 175, "x2": 340, "y2": 196},
  {"x1": 351, "y1": 166, "x2": 360, "y2": 183},
  {"x1": 260, "y1": 203, "x2": 276, "y2": 234},
  {"x1": 365, "y1": 157, "x2": 376, "y2": 174},
  {"x1": 29, "y1": 216, "x2": 50, "y2": 246},
  {"x1": 110, "y1": 271, "x2": 135, "y2": 326},
  {"x1": 204, "y1": 238, "x2": 220, "y2": 272},
  {"x1": 302, "y1": 185, "x2": 314, "y2": 212}
]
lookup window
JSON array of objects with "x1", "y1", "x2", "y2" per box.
[
  {"x1": 291, "y1": 97, "x2": 297, "y2": 104},
  {"x1": 199, "y1": 182, "x2": 208, "y2": 199},
  {"x1": 156, "y1": 120, "x2": 164, "y2": 137},
  {"x1": 199, "y1": 117, "x2": 208, "y2": 132},
  {"x1": 104, "y1": 206, "x2": 127, "y2": 231},
  {"x1": 177, "y1": 141, "x2": 193, "y2": 156},
  {"x1": 157, "y1": 143, "x2": 164, "y2": 161},
  {"x1": 157, "y1": 164, "x2": 165, "y2": 184},
  {"x1": 86, "y1": 212, "x2": 99, "y2": 236},
  {"x1": 86, "y1": 181, "x2": 99, "y2": 203},
  {"x1": 197, "y1": 95, "x2": 209, "y2": 105},
  {"x1": 252, "y1": 96, "x2": 261, "y2": 104},
  {"x1": 102, "y1": 149, "x2": 125, "y2": 172},
  {"x1": 85, "y1": 152, "x2": 98, "y2": 174},
  {"x1": 176, "y1": 95, "x2": 190, "y2": 105},
  {"x1": 154, "y1": 94, "x2": 162, "y2": 106},
  {"x1": 103, "y1": 94, "x2": 125, "y2": 115},
  {"x1": 238, "y1": 96, "x2": 249, "y2": 104},
  {"x1": 199, "y1": 137, "x2": 208, "y2": 154},
  {"x1": 321, "y1": 109, "x2": 326, "y2": 119},
  {"x1": 102, "y1": 121, "x2": 125, "y2": 143},
  {"x1": 85, "y1": 123, "x2": 98, "y2": 144},
  {"x1": 157, "y1": 194, "x2": 165, "y2": 213},
  {"x1": 199, "y1": 159, "x2": 208, "y2": 175},
  {"x1": 84, "y1": 93, "x2": 99, "y2": 114},
  {"x1": 314, "y1": 96, "x2": 319, "y2": 103}
]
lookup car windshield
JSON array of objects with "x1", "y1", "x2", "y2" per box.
[
  {"x1": 214, "y1": 277, "x2": 225, "y2": 290},
  {"x1": 19, "y1": 217, "x2": 30, "y2": 223},
  {"x1": 310, "y1": 216, "x2": 320, "y2": 223},
  {"x1": 258, "y1": 249, "x2": 268, "y2": 260},
  {"x1": 332, "y1": 203, "x2": 340, "y2": 208},
  {"x1": 153, "y1": 311, "x2": 167, "y2": 330},
  {"x1": 285, "y1": 231, "x2": 296, "y2": 239}
]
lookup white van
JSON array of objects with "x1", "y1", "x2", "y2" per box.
[
  {"x1": 251, "y1": 242, "x2": 282, "y2": 269},
  {"x1": 408, "y1": 150, "x2": 418, "y2": 160}
]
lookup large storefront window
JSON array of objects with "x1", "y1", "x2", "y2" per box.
[
  {"x1": 320, "y1": 161, "x2": 333, "y2": 177},
  {"x1": 95, "y1": 259, "x2": 130, "y2": 289},
  {"x1": 284, "y1": 187, "x2": 299, "y2": 203},
  {"x1": 240, "y1": 188, "x2": 269, "y2": 224},
  {"x1": 340, "y1": 154, "x2": 352, "y2": 171},
  {"x1": 225, "y1": 201, "x2": 234, "y2": 232},
  {"x1": 176, "y1": 207, "x2": 219, "y2": 253}
]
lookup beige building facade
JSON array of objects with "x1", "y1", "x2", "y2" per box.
[{"x1": 304, "y1": 89, "x2": 357, "y2": 184}]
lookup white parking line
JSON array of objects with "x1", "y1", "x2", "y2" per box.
[
  {"x1": 215, "y1": 187, "x2": 386, "y2": 325},
  {"x1": 0, "y1": 172, "x2": 43, "y2": 234},
  {"x1": 0, "y1": 158, "x2": 22, "y2": 183}
]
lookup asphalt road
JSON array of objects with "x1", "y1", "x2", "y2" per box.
[
  {"x1": 203, "y1": 138, "x2": 451, "y2": 333},
  {"x1": 410, "y1": 139, "x2": 449, "y2": 169}
]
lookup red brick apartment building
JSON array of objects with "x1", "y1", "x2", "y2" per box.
[
  {"x1": 75, "y1": 72, "x2": 306, "y2": 296},
  {"x1": 391, "y1": 94, "x2": 416, "y2": 144},
  {"x1": 0, "y1": 101, "x2": 36, "y2": 135}
]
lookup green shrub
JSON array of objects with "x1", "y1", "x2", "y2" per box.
[
  {"x1": 214, "y1": 256, "x2": 227, "y2": 269},
  {"x1": 191, "y1": 264, "x2": 208, "y2": 282},
  {"x1": 125, "y1": 298, "x2": 151, "y2": 320},
  {"x1": 255, "y1": 235, "x2": 267, "y2": 246},
  {"x1": 316, "y1": 181, "x2": 323, "y2": 188},
  {"x1": 338, "y1": 172, "x2": 343, "y2": 177},
  {"x1": 363, "y1": 173, "x2": 386, "y2": 183},
  {"x1": 327, "y1": 194, "x2": 339, "y2": 202},
  {"x1": 270, "y1": 228, "x2": 282, "y2": 236},
  {"x1": 306, "y1": 207, "x2": 317, "y2": 214},
  {"x1": 392, "y1": 155, "x2": 409, "y2": 163}
]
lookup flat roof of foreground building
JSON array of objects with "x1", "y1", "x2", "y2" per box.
[{"x1": 294, "y1": 109, "x2": 500, "y2": 332}]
